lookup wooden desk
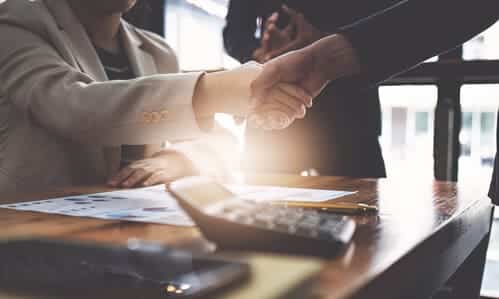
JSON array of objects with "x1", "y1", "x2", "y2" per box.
[{"x1": 0, "y1": 175, "x2": 494, "y2": 299}]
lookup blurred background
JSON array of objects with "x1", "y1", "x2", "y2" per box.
[{"x1": 155, "y1": 0, "x2": 499, "y2": 185}]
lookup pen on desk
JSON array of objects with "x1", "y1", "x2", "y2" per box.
[{"x1": 271, "y1": 201, "x2": 379, "y2": 214}]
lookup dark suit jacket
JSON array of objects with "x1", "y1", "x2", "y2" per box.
[
  {"x1": 336, "y1": 0, "x2": 498, "y2": 203},
  {"x1": 223, "y1": 0, "x2": 399, "y2": 178}
]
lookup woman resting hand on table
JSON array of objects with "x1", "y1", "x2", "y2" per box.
[
  {"x1": 0, "y1": 0, "x2": 312, "y2": 193},
  {"x1": 108, "y1": 150, "x2": 198, "y2": 188}
]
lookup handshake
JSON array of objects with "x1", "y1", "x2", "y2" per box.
[
  {"x1": 195, "y1": 50, "x2": 328, "y2": 130},
  {"x1": 243, "y1": 61, "x2": 312, "y2": 130},
  {"x1": 233, "y1": 62, "x2": 313, "y2": 130},
  {"x1": 239, "y1": 60, "x2": 319, "y2": 130},
  {"x1": 195, "y1": 34, "x2": 358, "y2": 130}
]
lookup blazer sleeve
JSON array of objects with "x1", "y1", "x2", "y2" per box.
[
  {"x1": 0, "y1": 24, "x2": 204, "y2": 146},
  {"x1": 339, "y1": 0, "x2": 499, "y2": 86},
  {"x1": 223, "y1": 0, "x2": 260, "y2": 63},
  {"x1": 303, "y1": 0, "x2": 401, "y2": 32},
  {"x1": 329, "y1": 0, "x2": 400, "y2": 25}
]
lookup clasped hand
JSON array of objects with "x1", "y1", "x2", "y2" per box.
[
  {"x1": 248, "y1": 53, "x2": 326, "y2": 130},
  {"x1": 248, "y1": 71, "x2": 313, "y2": 130},
  {"x1": 246, "y1": 5, "x2": 325, "y2": 129}
]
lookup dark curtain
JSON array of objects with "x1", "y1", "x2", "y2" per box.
[{"x1": 124, "y1": 0, "x2": 165, "y2": 35}]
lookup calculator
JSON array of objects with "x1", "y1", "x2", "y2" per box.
[{"x1": 169, "y1": 177, "x2": 356, "y2": 257}]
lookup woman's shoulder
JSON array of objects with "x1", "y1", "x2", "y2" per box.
[{"x1": 0, "y1": 0, "x2": 53, "y2": 27}]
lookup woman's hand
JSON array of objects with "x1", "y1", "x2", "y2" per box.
[{"x1": 107, "y1": 150, "x2": 198, "y2": 188}]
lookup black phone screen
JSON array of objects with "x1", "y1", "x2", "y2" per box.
[{"x1": 0, "y1": 239, "x2": 248, "y2": 299}]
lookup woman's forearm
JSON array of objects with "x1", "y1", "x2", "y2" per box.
[{"x1": 192, "y1": 63, "x2": 261, "y2": 118}]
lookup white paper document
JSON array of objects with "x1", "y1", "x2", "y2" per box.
[
  {"x1": 1, "y1": 186, "x2": 194, "y2": 226},
  {"x1": 226, "y1": 184, "x2": 356, "y2": 202},
  {"x1": 0, "y1": 184, "x2": 356, "y2": 227}
]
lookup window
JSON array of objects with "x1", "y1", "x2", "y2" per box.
[
  {"x1": 164, "y1": 0, "x2": 237, "y2": 71},
  {"x1": 379, "y1": 86, "x2": 437, "y2": 178},
  {"x1": 460, "y1": 111, "x2": 473, "y2": 157},
  {"x1": 459, "y1": 85, "x2": 498, "y2": 182},
  {"x1": 482, "y1": 112, "x2": 496, "y2": 147},
  {"x1": 463, "y1": 21, "x2": 499, "y2": 60},
  {"x1": 415, "y1": 112, "x2": 430, "y2": 135}
]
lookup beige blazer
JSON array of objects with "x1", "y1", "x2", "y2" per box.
[{"x1": 0, "y1": 0, "x2": 204, "y2": 193}]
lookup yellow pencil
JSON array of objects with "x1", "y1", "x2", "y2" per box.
[{"x1": 271, "y1": 201, "x2": 378, "y2": 214}]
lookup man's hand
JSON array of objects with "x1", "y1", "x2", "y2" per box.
[
  {"x1": 250, "y1": 34, "x2": 362, "y2": 129},
  {"x1": 249, "y1": 49, "x2": 324, "y2": 129},
  {"x1": 251, "y1": 47, "x2": 328, "y2": 108},
  {"x1": 107, "y1": 150, "x2": 198, "y2": 188}
]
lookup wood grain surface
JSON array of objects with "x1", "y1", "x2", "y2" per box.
[{"x1": 0, "y1": 174, "x2": 493, "y2": 299}]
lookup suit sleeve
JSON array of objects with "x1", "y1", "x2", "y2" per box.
[
  {"x1": 340, "y1": 0, "x2": 499, "y2": 85},
  {"x1": 305, "y1": 0, "x2": 401, "y2": 31},
  {"x1": 223, "y1": 0, "x2": 260, "y2": 63},
  {"x1": 0, "y1": 24, "x2": 203, "y2": 146}
]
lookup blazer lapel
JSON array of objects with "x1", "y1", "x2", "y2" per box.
[
  {"x1": 43, "y1": 0, "x2": 108, "y2": 82},
  {"x1": 44, "y1": 0, "x2": 122, "y2": 178},
  {"x1": 121, "y1": 22, "x2": 158, "y2": 76},
  {"x1": 43, "y1": 2, "x2": 160, "y2": 178}
]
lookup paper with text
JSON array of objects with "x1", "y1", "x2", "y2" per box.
[
  {"x1": 226, "y1": 184, "x2": 356, "y2": 202},
  {"x1": 0, "y1": 184, "x2": 356, "y2": 226}
]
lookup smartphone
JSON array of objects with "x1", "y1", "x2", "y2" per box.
[{"x1": 0, "y1": 239, "x2": 249, "y2": 299}]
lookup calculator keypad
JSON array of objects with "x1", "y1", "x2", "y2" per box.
[{"x1": 213, "y1": 201, "x2": 350, "y2": 241}]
